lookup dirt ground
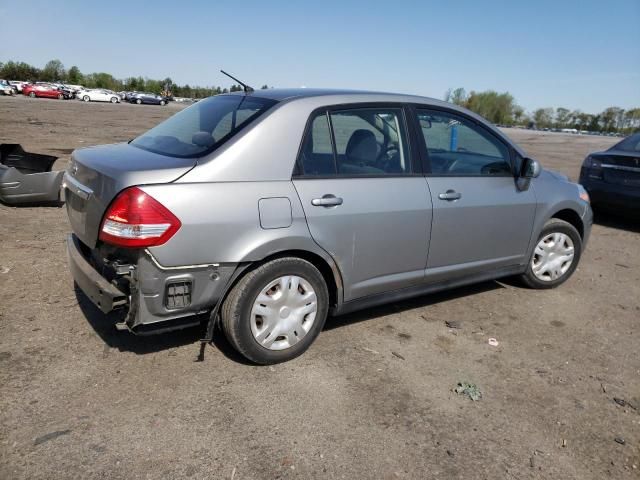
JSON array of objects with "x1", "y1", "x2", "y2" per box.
[{"x1": 1, "y1": 95, "x2": 638, "y2": 480}]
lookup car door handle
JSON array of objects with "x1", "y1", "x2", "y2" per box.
[
  {"x1": 438, "y1": 190, "x2": 462, "y2": 201},
  {"x1": 312, "y1": 195, "x2": 343, "y2": 207}
]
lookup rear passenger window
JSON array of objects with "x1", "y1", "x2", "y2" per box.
[
  {"x1": 331, "y1": 109, "x2": 410, "y2": 175},
  {"x1": 297, "y1": 107, "x2": 411, "y2": 177}
]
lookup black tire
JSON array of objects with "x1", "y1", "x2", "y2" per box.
[
  {"x1": 519, "y1": 218, "x2": 582, "y2": 289},
  {"x1": 221, "y1": 257, "x2": 329, "y2": 364}
]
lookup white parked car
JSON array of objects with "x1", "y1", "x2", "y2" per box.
[
  {"x1": 9, "y1": 81, "x2": 27, "y2": 93},
  {"x1": 74, "y1": 87, "x2": 90, "y2": 98},
  {"x1": 0, "y1": 80, "x2": 14, "y2": 95},
  {"x1": 79, "y1": 89, "x2": 120, "y2": 103}
]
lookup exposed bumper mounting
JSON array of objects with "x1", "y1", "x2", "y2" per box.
[{"x1": 67, "y1": 234, "x2": 128, "y2": 314}]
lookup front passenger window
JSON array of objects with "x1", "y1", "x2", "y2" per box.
[{"x1": 417, "y1": 110, "x2": 512, "y2": 176}]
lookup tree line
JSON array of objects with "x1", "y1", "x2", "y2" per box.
[
  {"x1": 0, "y1": 59, "x2": 270, "y2": 98},
  {"x1": 2, "y1": 59, "x2": 638, "y2": 133},
  {"x1": 445, "y1": 87, "x2": 639, "y2": 134}
]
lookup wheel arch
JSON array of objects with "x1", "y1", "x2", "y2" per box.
[
  {"x1": 255, "y1": 249, "x2": 342, "y2": 309},
  {"x1": 221, "y1": 246, "x2": 344, "y2": 316},
  {"x1": 550, "y1": 208, "x2": 584, "y2": 239}
]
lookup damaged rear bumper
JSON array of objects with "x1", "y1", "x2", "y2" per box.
[
  {"x1": 67, "y1": 234, "x2": 237, "y2": 334},
  {"x1": 67, "y1": 234, "x2": 128, "y2": 313},
  {"x1": 0, "y1": 144, "x2": 64, "y2": 205}
]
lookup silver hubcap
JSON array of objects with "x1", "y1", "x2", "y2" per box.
[
  {"x1": 532, "y1": 232, "x2": 574, "y2": 281},
  {"x1": 250, "y1": 275, "x2": 318, "y2": 351}
]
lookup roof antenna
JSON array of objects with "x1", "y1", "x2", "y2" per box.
[{"x1": 220, "y1": 70, "x2": 254, "y2": 93}]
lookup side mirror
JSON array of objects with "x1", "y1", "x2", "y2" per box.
[{"x1": 521, "y1": 157, "x2": 541, "y2": 178}]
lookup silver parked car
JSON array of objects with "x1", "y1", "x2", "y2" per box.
[{"x1": 64, "y1": 89, "x2": 592, "y2": 364}]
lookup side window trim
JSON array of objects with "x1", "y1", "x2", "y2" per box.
[
  {"x1": 326, "y1": 110, "x2": 339, "y2": 175},
  {"x1": 412, "y1": 105, "x2": 515, "y2": 177},
  {"x1": 292, "y1": 102, "x2": 422, "y2": 179},
  {"x1": 293, "y1": 108, "x2": 332, "y2": 178},
  {"x1": 406, "y1": 104, "x2": 429, "y2": 175}
]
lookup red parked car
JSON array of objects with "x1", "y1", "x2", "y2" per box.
[{"x1": 22, "y1": 83, "x2": 65, "y2": 100}]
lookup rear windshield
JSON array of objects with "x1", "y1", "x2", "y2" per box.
[
  {"x1": 610, "y1": 133, "x2": 640, "y2": 153},
  {"x1": 132, "y1": 95, "x2": 277, "y2": 158}
]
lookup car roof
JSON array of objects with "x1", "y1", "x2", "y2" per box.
[
  {"x1": 227, "y1": 87, "x2": 451, "y2": 107},
  {"x1": 221, "y1": 88, "x2": 527, "y2": 158}
]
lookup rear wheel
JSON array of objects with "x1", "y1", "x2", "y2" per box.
[
  {"x1": 221, "y1": 257, "x2": 329, "y2": 364},
  {"x1": 58, "y1": 93, "x2": 64, "y2": 100},
  {"x1": 29, "y1": 92, "x2": 36, "y2": 98},
  {"x1": 519, "y1": 218, "x2": 582, "y2": 289},
  {"x1": 160, "y1": 100, "x2": 166, "y2": 106},
  {"x1": 110, "y1": 97, "x2": 118, "y2": 103},
  {"x1": 136, "y1": 99, "x2": 142, "y2": 105}
]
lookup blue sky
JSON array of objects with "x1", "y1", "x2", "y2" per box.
[{"x1": 1, "y1": 0, "x2": 638, "y2": 113}]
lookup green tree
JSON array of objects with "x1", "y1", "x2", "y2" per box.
[
  {"x1": 600, "y1": 107, "x2": 624, "y2": 132},
  {"x1": 67, "y1": 65, "x2": 83, "y2": 84},
  {"x1": 0, "y1": 60, "x2": 38, "y2": 80},
  {"x1": 623, "y1": 108, "x2": 640, "y2": 133},
  {"x1": 555, "y1": 108, "x2": 571, "y2": 128},
  {"x1": 588, "y1": 114, "x2": 601, "y2": 132},
  {"x1": 533, "y1": 108, "x2": 554, "y2": 128},
  {"x1": 513, "y1": 105, "x2": 525, "y2": 125},
  {"x1": 444, "y1": 87, "x2": 467, "y2": 106},
  {"x1": 41, "y1": 59, "x2": 66, "y2": 82},
  {"x1": 464, "y1": 90, "x2": 515, "y2": 124},
  {"x1": 145, "y1": 79, "x2": 162, "y2": 94},
  {"x1": 576, "y1": 112, "x2": 592, "y2": 130}
]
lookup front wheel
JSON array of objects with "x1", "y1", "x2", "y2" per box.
[
  {"x1": 29, "y1": 92, "x2": 36, "y2": 98},
  {"x1": 58, "y1": 93, "x2": 64, "y2": 100},
  {"x1": 221, "y1": 257, "x2": 329, "y2": 364},
  {"x1": 110, "y1": 97, "x2": 118, "y2": 103},
  {"x1": 83, "y1": 95, "x2": 90, "y2": 102},
  {"x1": 519, "y1": 218, "x2": 582, "y2": 289},
  {"x1": 136, "y1": 99, "x2": 142, "y2": 104},
  {"x1": 160, "y1": 100, "x2": 166, "y2": 106}
]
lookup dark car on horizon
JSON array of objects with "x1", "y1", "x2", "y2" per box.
[
  {"x1": 129, "y1": 92, "x2": 169, "y2": 106},
  {"x1": 579, "y1": 132, "x2": 640, "y2": 215}
]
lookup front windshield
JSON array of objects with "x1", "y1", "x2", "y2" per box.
[
  {"x1": 132, "y1": 95, "x2": 277, "y2": 158},
  {"x1": 610, "y1": 133, "x2": 640, "y2": 153}
]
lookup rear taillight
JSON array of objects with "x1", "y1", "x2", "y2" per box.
[
  {"x1": 584, "y1": 156, "x2": 603, "y2": 179},
  {"x1": 99, "y1": 187, "x2": 181, "y2": 248}
]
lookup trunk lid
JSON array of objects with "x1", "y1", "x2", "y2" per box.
[
  {"x1": 593, "y1": 152, "x2": 640, "y2": 187},
  {"x1": 64, "y1": 143, "x2": 195, "y2": 248}
]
